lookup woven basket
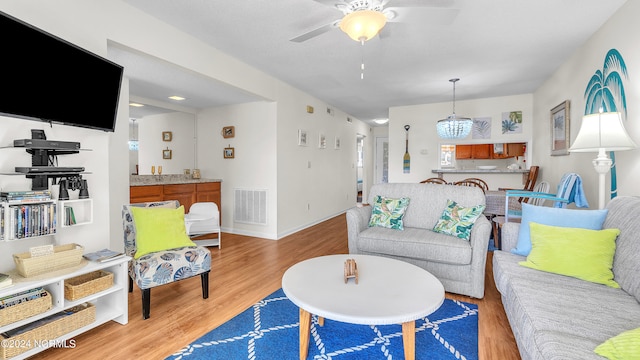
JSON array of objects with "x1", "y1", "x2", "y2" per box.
[
  {"x1": 0, "y1": 291, "x2": 52, "y2": 327},
  {"x1": 64, "y1": 270, "x2": 113, "y2": 301},
  {"x1": 0, "y1": 303, "x2": 95, "y2": 359},
  {"x1": 13, "y1": 244, "x2": 84, "y2": 277}
]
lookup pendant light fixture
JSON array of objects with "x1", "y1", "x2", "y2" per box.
[{"x1": 436, "y1": 78, "x2": 473, "y2": 139}]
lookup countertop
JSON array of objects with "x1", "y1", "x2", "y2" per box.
[
  {"x1": 130, "y1": 175, "x2": 222, "y2": 186},
  {"x1": 432, "y1": 169, "x2": 529, "y2": 174}
]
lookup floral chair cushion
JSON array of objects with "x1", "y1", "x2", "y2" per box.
[
  {"x1": 132, "y1": 246, "x2": 211, "y2": 289},
  {"x1": 123, "y1": 201, "x2": 211, "y2": 289}
]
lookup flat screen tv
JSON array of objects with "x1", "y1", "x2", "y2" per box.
[{"x1": 0, "y1": 11, "x2": 123, "y2": 132}]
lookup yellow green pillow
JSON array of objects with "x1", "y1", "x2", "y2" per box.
[
  {"x1": 595, "y1": 327, "x2": 640, "y2": 359},
  {"x1": 131, "y1": 205, "x2": 196, "y2": 259},
  {"x1": 519, "y1": 222, "x2": 620, "y2": 287}
]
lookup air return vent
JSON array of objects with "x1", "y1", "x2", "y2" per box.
[{"x1": 234, "y1": 188, "x2": 267, "y2": 225}]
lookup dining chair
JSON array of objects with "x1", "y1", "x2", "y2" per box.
[
  {"x1": 185, "y1": 202, "x2": 221, "y2": 248},
  {"x1": 420, "y1": 177, "x2": 448, "y2": 184},
  {"x1": 453, "y1": 179, "x2": 487, "y2": 194},
  {"x1": 463, "y1": 178, "x2": 489, "y2": 192}
]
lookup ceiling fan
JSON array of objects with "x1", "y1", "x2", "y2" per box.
[{"x1": 290, "y1": 0, "x2": 458, "y2": 43}]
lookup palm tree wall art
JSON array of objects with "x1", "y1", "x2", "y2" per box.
[{"x1": 583, "y1": 48, "x2": 630, "y2": 199}]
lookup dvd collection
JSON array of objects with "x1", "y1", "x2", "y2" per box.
[{"x1": 1, "y1": 190, "x2": 56, "y2": 240}]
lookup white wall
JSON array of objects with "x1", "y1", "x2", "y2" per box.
[
  {"x1": 275, "y1": 84, "x2": 372, "y2": 238},
  {"x1": 137, "y1": 112, "x2": 196, "y2": 175},
  {"x1": 196, "y1": 101, "x2": 279, "y2": 239},
  {"x1": 533, "y1": 0, "x2": 640, "y2": 208},
  {"x1": 388, "y1": 94, "x2": 533, "y2": 189}
]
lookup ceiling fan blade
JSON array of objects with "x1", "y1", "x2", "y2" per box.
[
  {"x1": 385, "y1": 7, "x2": 459, "y2": 25},
  {"x1": 387, "y1": 0, "x2": 459, "y2": 8},
  {"x1": 312, "y1": 0, "x2": 350, "y2": 11},
  {"x1": 290, "y1": 21, "x2": 340, "y2": 42}
]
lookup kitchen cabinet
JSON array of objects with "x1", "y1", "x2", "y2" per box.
[
  {"x1": 455, "y1": 144, "x2": 491, "y2": 159},
  {"x1": 164, "y1": 184, "x2": 197, "y2": 212},
  {"x1": 130, "y1": 181, "x2": 221, "y2": 215},
  {"x1": 472, "y1": 144, "x2": 492, "y2": 159},
  {"x1": 456, "y1": 143, "x2": 526, "y2": 160},
  {"x1": 455, "y1": 145, "x2": 472, "y2": 159}
]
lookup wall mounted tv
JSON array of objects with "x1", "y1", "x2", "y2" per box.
[{"x1": 0, "y1": 11, "x2": 123, "y2": 132}]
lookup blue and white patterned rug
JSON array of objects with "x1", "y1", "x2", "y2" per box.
[{"x1": 168, "y1": 289, "x2": 478, "y2": 360}]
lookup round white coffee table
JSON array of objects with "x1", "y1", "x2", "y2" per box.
[{"x1": 282, "y1": 254, "x2": 445, "y2": 360}]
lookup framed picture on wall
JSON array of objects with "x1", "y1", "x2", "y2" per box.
[
  {"x1": 224, "y1": 147, "x2": 235, "y2": 159},
  {"x1": 162, "y1": 131, "x2": 172, "y2": 142},
  {"x1": 550, "y1": 100, "x2": 570, "y2": 156},
  {"x1": 297, "y1": 129, "x2": 308, "y2": 146},
  {"x1": 162, "y1": 149, "x2": 172, "y2": 159},
  {"x1": 222, "y1": 126, "x2": 235, "y2": 138},
  {"x1": 318, "y1": 133, "x2": 326, "y2": 149}
]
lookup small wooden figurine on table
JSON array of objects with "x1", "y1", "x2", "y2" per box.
[{"x1": 344, "y1": 258, "x2": 358, "y2": 284}]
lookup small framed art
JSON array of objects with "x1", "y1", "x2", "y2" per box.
[
  {"x1": 224, "y1": 147, "x2": 235, "y2": 159},
  {"x1": 162, "y1": 131, "x2": 172, "y2": 142},
  {"x1": 318, "y1": 133, "x2": 326, "y2": 149},
  {"x1": 550, "y1": 100, "x2": 570, "y2": 156},
  {"x1": 297, "y1": 129, "x2": 308, "y2": 146},
  {"x1": 222, "y1": 126, "x2": 235, "y2": 138},
  {"x1": 162, "y1": 149, "x2": 172, "y2": 159}
]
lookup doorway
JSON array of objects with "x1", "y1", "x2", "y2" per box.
[{"x1": 356, "y1": 135, "x2": 365, "y2": 203}]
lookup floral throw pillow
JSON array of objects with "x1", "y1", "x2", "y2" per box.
[
  {"x1": 368, "y1": 195, "x2": 410, "y2": 230},
  {"x1": 433, "y1": 199, "x2": 486, "y2": 240}
]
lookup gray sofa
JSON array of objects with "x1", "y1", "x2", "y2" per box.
[
  {"x1": 493, "y1": 196, "x2": 640, "y2": 359},
  {"x1": 346, "y1": 183, "x2": 491, "y2": 298}
]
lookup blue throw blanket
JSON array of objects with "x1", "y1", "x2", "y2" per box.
[{"x1": 554, "y1": 173, "x2": 589, "y2": 208}]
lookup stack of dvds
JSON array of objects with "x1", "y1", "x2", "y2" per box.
[{"x1": 1, "y1": 190, "x2": 52, "y2": 203}]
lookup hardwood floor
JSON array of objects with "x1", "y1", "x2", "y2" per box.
[{"x1": 35, "y1": 214, "x2": 520, "y2": 360}]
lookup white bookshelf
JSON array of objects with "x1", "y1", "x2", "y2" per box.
[
  {"x1": 0, "y1": 257, "x2": 129, "y2": 359},
  {"x1": 59, "y1": 198, "x2": 93, "y2": 228}
]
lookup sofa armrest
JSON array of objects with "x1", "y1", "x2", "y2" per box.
[
  {"x1": 466, "y1": 214, "x2": 492, "y2": 298},
  {"x1": 500, "y1": 222, "x2": 520, "y2": 251},
  {"x1": 346, "y1": 206, "x2": 372, "y2": 254}
]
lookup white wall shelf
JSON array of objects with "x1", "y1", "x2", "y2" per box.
[
  {"x1": 1, "y1": 200, "x2": 57, "y2": 241},
  {"x1": 59, "y1": 199, "x2": 93, "y2": 228},
  {"x1": 0, "y1": 257, "x2": 129, "y2": 359}
]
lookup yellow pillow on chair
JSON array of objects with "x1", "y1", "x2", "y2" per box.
[{"x1": 131, "y1": 205, "x2": 196, "y2": 259}]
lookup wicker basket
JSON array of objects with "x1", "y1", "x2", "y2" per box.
[
  {"x1": 0, "y1": 303, "x2": 95, "y2": 359},
  {"x1": 13, "y1": 244, "x2": 84, "y2": 277},
  {"x1": 0, "y1": 291, "x2": 52, "y2": 327},
  {"x1": 64, "y1": 271, "x2": 113, "y2": 301}
]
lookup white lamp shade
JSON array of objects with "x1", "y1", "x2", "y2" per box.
[{"x1": 569, "y1": 112, "x2": 636, "y2": 152}]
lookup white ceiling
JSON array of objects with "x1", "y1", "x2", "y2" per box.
[{"x1": 117, "y1": 0, "x2": 626, "y2": 125}]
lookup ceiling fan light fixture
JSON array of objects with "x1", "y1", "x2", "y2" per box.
[
  {"x1": 436, "y1": 78, "x2": 473, "y2": 139},
  {"x1": 339, "y1": 10, "x2": 387, "y2": 42}
]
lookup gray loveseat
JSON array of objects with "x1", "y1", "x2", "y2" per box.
[
  {"x1": 493, "y1": 196, "x2": 640, "y2": 359},
  {"x1": 346, "y1": 183, "x2": 491, "y2": 298}
]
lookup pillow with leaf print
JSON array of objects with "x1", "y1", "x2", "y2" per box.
[
  {"x1": 368, "y1": 195, "x2": 410, "y2": 230},
  {"x1": 433, "y1": 199, "x2": 486, "y2": 240}
]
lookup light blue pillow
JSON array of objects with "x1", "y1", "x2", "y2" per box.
[{"x1": 511, "y1": 203, "x2": 608, "y2": 256}]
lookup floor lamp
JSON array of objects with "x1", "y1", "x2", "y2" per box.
[{"x1": 569, "y1": 112, "x2": 636, "y2": 209}]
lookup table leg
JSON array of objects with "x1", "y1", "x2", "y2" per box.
[
  {"x1": 402, "y1": 321, "x2": 415, "y2": 360},
  {"x1": 299, "y1": 308, "x2": 311, "y2": 360}
]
